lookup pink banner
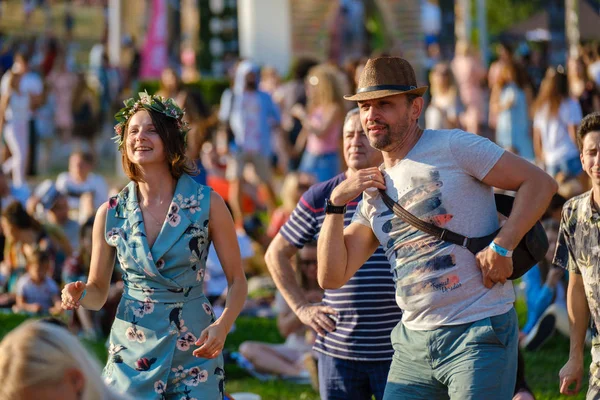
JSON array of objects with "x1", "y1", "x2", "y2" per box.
[{"x1": 140, "y1": 0, "x2": 168, "y2": 79}]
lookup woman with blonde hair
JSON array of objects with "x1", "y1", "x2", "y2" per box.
[
  {"x1": 0, "y1": 319, "x2": 127, "y2": 400},
  {"x1": 532, "y1": 67, "x2": 584, "y2": 184},
  {"x1": 425, "y1": 62, "x2": 462, "y2": 130},
  {"x1": 292, "y1": 64, "x2": 345, "y2": 182}
]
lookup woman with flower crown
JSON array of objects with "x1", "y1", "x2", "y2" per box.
[{"x1": 61, "y1": 92, "x2": 248, "y2": 399}]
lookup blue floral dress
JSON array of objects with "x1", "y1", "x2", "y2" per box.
[{"x1": 102, "y1": 174, "x2": 225, "y2": 400}]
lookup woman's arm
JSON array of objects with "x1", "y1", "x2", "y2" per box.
[
  {"x1": 62, "y1": 202, "x2": 115, "y2": 311},
  {"x1": 193, "y1": 191, "x2": 248, "y2": 359}
]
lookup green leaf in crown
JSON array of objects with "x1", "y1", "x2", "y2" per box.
[{"x1": 112, "y1": 91, "x2": 190, "y2": 151}]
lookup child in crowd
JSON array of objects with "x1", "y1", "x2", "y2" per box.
[{"x1": 12, "y1": 249, "x2": 61, "y2": 315}]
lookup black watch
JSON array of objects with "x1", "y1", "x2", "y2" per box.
[{"x1": 325, "y1": 198, "x2": 347, "y2": 214}]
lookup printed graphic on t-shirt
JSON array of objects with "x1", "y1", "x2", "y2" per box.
[{"x1": 379, "y1": 169, "x2": 459, "y2": 296}]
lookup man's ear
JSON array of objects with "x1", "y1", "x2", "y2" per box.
[{"x1": 411, "y1": 97, "x2": 425, "y2": 121}]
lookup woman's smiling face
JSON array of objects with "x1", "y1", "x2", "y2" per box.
[{"x1": 125, "y1": 110, "x2": 166, "y2": 166}]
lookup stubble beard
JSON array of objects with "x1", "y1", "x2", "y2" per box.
[{"x1": 368, "y1": 120, "x2": 410, "y2": 152}]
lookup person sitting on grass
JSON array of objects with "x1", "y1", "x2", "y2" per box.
[
  {"x1": 237, "y1": 241, "x2": 322, "y2": 381},
  {"x1": 12, "y1": 248, "x2": 61, "y2": 315}
]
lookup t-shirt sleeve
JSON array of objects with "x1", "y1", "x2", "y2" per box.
[
  {"x1": 279, "y1": 195, "x2": 319, "y2": 248},
  {"x1": 14, "y1": 276, "x2": 26, "y2": 296},
  {"x1": 93, "y1": 175, "x2": 109, "y2": 206},
  {"x1": 351, "y1": 198, "x2": 371, "y2": 228},
  {"x1": 55, "y1": 173, "x2": 68, "y2": 193},
  {"x1": 448, "y1": 129, "x2": 505, "y2": 181},
  {"x1": 237, "y1": 232, "x2": 255, "y2": 260},
  {"x1": 218, "y1": 89, "x2": 232, "y2": 122},
  {"x1": 567, "y1": 98, "x2": 583, "y2": 125},
  {"x1": 24, "y1": 74, "x2": 43, "y2": 95},
  {"x1": 0, "y1": 73, "x2": 9, "y2": 95},
  {"x1": 553, "y1": 205, "x2": 578, "y2": 273},
  {"x1": 267, "y1": 95, "x2": 281, "y2": 125},
  {"x1": 46, "y1": 278, "x2": 59, "y2": 296}
]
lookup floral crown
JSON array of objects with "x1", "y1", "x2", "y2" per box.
[{"x1": 113, "y1": 91, "x2": 190, "y2": 150}]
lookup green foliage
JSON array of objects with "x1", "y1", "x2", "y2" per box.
[
  {"x1": 136, "y1": 79, "x2": 230, "y2": 107},
  {"x1": 0, "y1": 312, "x2": 28, "y2": 337},
  {"x1": 479, "y1": 0, "x2": 543, "y2": 37}
]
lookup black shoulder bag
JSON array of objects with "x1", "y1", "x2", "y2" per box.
[{"x1": 378, "y1": 190, "x2": 548, "y2": 279}]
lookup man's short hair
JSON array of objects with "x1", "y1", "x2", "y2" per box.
[
  {"x1": 344, "y1": 108, "x2": 359, "y2": 125},
  {"x1": 71, "y1": 150, "x2": 95, "y2": 166},
  {"x1": 576, "y1": 112, "x2": 600, "y2": 152}
]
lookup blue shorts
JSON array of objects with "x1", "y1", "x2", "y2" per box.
[
  {"x1": 384, "y1": 309, "x2": 518, "y2": 400},
  {"x1": 546, "y1": 156, "x2": 583, "y2": 180},
  {"x1": 318, "y1": 352, "x2": 390, "y2": 400},
  {"x1": 299, "y1": 151, "x2": 340, "y2": 183}
]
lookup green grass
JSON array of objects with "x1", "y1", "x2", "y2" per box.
[{"x1": 0, "y1": 303, "x2": 590, "y2": 399}]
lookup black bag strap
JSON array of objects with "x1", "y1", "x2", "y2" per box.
[{"x1": 378, "y1": 189, "x2": 487, "y2": 253}]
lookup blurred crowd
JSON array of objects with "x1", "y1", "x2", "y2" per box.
[{"x1": 0, "y1": 7, "x2": 599, "y2": 396}]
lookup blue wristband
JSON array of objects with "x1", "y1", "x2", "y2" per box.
[
  {"x1": 79, "y1": 289, "x2": 87, "y2": 302},
  {"x1": 489, "y1": 242, "x2": 513, "y2": 257}
]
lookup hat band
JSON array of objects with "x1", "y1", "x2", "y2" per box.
[{"x1": 356, "y1": 84, "x2": 417, "y2": 94}]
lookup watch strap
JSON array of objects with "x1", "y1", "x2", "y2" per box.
[{"x1": 325, "y1": 198, "x2": 347, "y2": 214}]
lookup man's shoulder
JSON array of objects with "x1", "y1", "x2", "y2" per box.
[
  {"x1": 300, "y1": 173, "x2": 346, "y2": 210},
  {"x1": 562, "y1": 191, "x2": 591, "y2": 215}
]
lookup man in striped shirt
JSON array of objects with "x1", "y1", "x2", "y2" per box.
[{"x1": 265, "y1": 108, "x2": 401, "y2": 400}]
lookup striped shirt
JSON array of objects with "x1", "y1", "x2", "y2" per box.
[{"x1": 280, "y1": 172, "x2": 401, "y2": 361}]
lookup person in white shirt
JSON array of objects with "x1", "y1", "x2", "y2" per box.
[
  {"x1": 532, "y1": 67, "x2": 585, "y2": 186},
  {"x1": 55, "y1": 151, "x2": 108, "y2": 223},
  {"x1": 0, "y1": 53, "x2": 43, "y2": 186}
]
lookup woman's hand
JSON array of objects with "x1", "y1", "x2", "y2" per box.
[
  {"x1": 61, "y1": 281, "x2": 87, "y2": 310},
  {"x1": 193, "y1": 322, "x2": 228, "y2": 359}
]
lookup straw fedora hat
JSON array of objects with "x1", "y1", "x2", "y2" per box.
[{"x1": 344, "y1": 57, "x2": 428, "y2": 101}]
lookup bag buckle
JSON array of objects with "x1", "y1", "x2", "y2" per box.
[{"x1": 462, "y1": 237, "x2": 470, "y2": 248}]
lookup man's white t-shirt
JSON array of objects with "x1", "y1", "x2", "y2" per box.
[
  {"x1": 0, "y1": 71, "x2": 43, "y2": 121},
  {"x1": 204, "y1": 230, "x2": 254, "y2": 297},
  {"x1": 533, "y1": 98, "x2": 582, "y2": 167},
  {"x1": 55, "y1": 172, "x2": 109, "y2": 212},
  {"x1": 353, "y1": 129, "x2": 515, "y2": 331}
]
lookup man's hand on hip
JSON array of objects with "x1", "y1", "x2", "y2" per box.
[{"x1": 296, "y1": 303, "x2": 338, "y2": 336}]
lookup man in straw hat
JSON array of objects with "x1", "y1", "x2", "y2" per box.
[{"x1": 317, "y1": 57, "x2": 557, "y2": 399}]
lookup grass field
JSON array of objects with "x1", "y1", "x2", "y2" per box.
[{"x1": 0, "y1": 299, "x2": 591, "y2": 400}]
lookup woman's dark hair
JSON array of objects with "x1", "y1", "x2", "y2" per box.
[
  {"x1": 532, "y1": 67, "x2": 569, "y2": 117},
  {"x1": 121, "y1": 109, "x2": 196, "y2": 181},
  {"x1": 26, "y1": 248, "x2": 52, "y2": 266},
  {"x1": 2, "y1": 201, "x2": 42, "y2": 231}
]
